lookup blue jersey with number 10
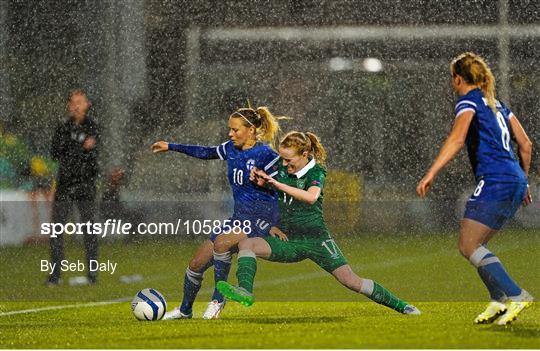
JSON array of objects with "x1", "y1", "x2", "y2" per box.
[
  {"x1": 168, "y1": 140, "x2": 280, "y2": 225},
  {"x1": 455, "y1": 88, "x2": 526, "y2": 183},
  {"x1": 216, "y1": 141, "x2": 280, "y2": 219}
]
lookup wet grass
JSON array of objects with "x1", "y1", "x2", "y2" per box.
[{"x1": 0, "y1": 230, "x2": 538, "y2": 348}]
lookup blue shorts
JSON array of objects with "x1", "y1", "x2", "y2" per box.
[
  {"x1": 209, "y1": 215, "x2": 274, "y2": 242},
  {"x1": 464, "y1": 179, "x2": 527, "y2": 230}
]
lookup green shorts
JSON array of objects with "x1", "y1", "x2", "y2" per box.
[{"x1": 265, "y1": 235, "x2": 348, "y2": 273}]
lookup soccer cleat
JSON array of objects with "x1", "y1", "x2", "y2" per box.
[
  {"x1": 162, "y1": 307, "x2": 192, "y2": 320},
  {"x1": 496, "y1": 301, "x2": 533, "y2": 326},
  {"x1": 202, "y1": 300, "x2": 226, "y2": 319},
  {"x1": 474, "y1": 301, "x2": 507, "y2": 324},
  {"x1": 403, "y1": 305, "x2": 421, "y2": 315},
  {"x1": 216, "y1": 281, "x2": 254, "y2": 307}
]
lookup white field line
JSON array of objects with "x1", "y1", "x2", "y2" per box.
[{"x1": 0, "y1": 297, "x2": 131, "y2": 316}]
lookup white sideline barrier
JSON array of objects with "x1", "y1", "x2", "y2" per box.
[{"x1": 0, "y1": 190, "x2": 50, "y2": 247}]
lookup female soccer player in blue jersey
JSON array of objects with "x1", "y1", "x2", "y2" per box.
[
  {"x1": 151, "y1": 106, "x2": 284, "y2": 319},
  {"x1": 417, "y1": 52, "x2": 533, "y2": 325}
]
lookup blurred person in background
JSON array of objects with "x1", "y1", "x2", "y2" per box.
[
  {"x1": 0, "y1": 121, "x2": 33, "y2": 189},
  {"x1": 47, "y1": 89, "x2": 100, "y2": 286},
  {"x1": 1, "y1": 121, "x2": 57, "y2": 243}
]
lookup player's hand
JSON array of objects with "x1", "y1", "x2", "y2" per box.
[
  {"x1": 82, "y1": 136, "x2": 96, "y2": 151},
  {"x1": 270, "y1": 226, "x2": 288, "y2": 241},
  {"x1": 523, "y1": 186, "x2": 533, "y2": 206},
  {"x1": 416, "y1": 173, "x2": 434, "y2": 198},
  {"x1": 250, "y1": 167, "x2": 267, "y2": 187},
  {"x1": 249, "y1": 167, "x2": 262, "y2": 182},
  {"x1": 151, "y1": 141, "x2": 169, "y2": 153},
  {"x1": 254, "y1": 168, "x2": 277, "y2": 186}
]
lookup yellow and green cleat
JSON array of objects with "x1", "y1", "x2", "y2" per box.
[
  {"x1": 217, "y1": 281, "x2": 255, "y2": 307},
  {"x1": 474, "y1": 301, "x2": 507, "y2": 324},
  {"x1": 496, "y1": 300, "x2": 533, "y2": 326}
]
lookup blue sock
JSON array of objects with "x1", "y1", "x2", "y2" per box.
[
  {"x1": 473, "y1": 245, "x2": 506, "y2": 301},
  {"x1": 477, "y1": 267, "x2": 507, "y2": 302},
  {"x1": 212, "y1": 251, "x2": 232, "y2": 302},
  {"x1": 179, "y1": 259, "x2": 213, "y2": 315},
  {"x1": 470, "y1": 246, "x2": 521, "y2": 299}
]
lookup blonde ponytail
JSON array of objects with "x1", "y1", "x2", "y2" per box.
[
  {"x1": 256, "y1": 107, "x2": 281, "y2": 148},
  {"x1": 230, "y1": 106, "x2": 289, "y2": 149},
  {"x1": 480, "y1": 69, "x2": 497, "y2": 113},
  {"x1": 451, "y1": 52, "x2": 497, "y2": 113}
]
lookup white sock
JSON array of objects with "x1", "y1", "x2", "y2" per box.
[
  {"x1": 360, "y1": 278, "x2": 374, "y2": 296},
  {"x1": 238, "y1": 249, "x2": 256, "y2": 259},
  {"x1": 213, "y1": 250, "x2": 232, "y2": 263}
]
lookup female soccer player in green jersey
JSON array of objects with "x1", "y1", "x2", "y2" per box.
[{"x1": 217, "y1": 131, "x2": 420, "y2": 315}]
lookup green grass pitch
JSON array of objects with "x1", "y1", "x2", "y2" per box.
[{"x1": 0, "y1": 230, "x2": 538, "y2": 348}]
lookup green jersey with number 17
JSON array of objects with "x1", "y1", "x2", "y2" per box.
[{"x1": 276, "y1": 159, "x2": 328, "y2": 237}]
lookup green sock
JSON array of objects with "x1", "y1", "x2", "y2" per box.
[
  {"x1": 237, "y1": 254, "x2": 257, "y2": 294},
  {"x1": 367, "y1": 281, "x2": 408, "y2": 313}
]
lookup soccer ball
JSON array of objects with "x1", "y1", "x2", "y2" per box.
[{"x1": 131, "y1": 288, "x2": 167, "y2": 321}]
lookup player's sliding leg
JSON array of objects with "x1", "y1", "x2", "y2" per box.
[
  {"x1": 217, "y1": 249, "x2": 257, "y2": 306},
  {"x1": 331, "y1": 265, "x2": 420, "y2": 315},
  {"x1": 216, "y1": 237, "x2": 271, "y2": 306},
  {"x1": 459, "y1": 219, "x2": 533, "y2": 325},
  {"x1": 163, "y1": 240, "x2": 214, "y2": 320}
]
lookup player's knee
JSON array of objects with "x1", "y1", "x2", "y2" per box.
[
  {"x1": 188, "y1": 257, "x2": 206, "y2": 272},
  {"x1": 237, "y1": 238, "x2": 252, "y2": 251},
  {"x1": 458, "y1": 239, "x2": 474, "y2": 259},
  {"x1": 213, "y1": 236, "x2": 229, "y2": 254}
]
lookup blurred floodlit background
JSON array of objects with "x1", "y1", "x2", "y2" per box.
[{"x1": 1, "y1": 0, "x2": 539, "y2": 245}]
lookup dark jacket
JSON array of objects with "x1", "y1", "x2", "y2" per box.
[{"x1": 51, "y1": 116, "x2": 100, "y2": 187}]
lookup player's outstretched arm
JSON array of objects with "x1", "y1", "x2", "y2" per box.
[
  {"x1": 151, "y1": 141, "x2": 221, "y2": 160},
  {"x1": 416, "y1": 111, "x2": 474, "y2": 198},
  {"x1": 509, "y1": 114, "x2": 533, "y2": 205}
]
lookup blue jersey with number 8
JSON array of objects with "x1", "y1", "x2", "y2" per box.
[{"x1": 455, "y1": 88, "x2": 526, "y2": 183}]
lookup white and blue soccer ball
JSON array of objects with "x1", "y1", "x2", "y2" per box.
[{"x1": 131, "y1": 288, "x2": 167, "y2": 321}]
